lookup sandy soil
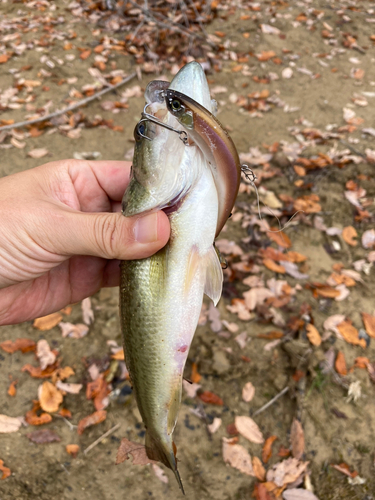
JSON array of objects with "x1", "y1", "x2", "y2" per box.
[{"x1": 1, "y1": 1, "x2": 375, "y2": 499}]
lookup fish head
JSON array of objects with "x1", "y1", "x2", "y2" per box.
[{"x1": 122, "y1": 61, "x2": 214, "y2": 217}]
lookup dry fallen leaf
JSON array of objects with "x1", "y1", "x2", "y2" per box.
[
  {"x1": 262, "y1": 435, "x2": 278, "y2": 463},
  {"x1": 235, "y1": 416, "x2": 264, "y2": 444},
  {"x1": 82, "y1": 297, "x2": 94, "y2": 325},
  {"x1": 335, "y1": 351, "x2": 347, "y2": 376},
  {"x1": 22, "y1": 362, "x2": 58, "y2": 379},
  {"x1": 152, "y1": 463, "x2": 169, "y2": 484},
  {"x1": 266, "y1": 457, "x2": 309, "y2": 487},
  {"x1": 263, "y1": 259, "x2": 286, "y2": 273},
  {"x1": 26, "y1": 429, "x2": 61, "y2": 444},
  {"x1": 199, "y1": 391, "x2": 223, "y2": 406},
  {"x1": 116, "y1": 437, "x2": 155, "y2": 465},
  {"x1": 33, "y1": 312, "x2": 63, "y2": 331},
  {"x1": 252, "y1": 456, "x2": 266, "y2": 481},
  {"x1": 38, "y1": 381, "x2": 63, "y2": 413},
  {"x1": 0, "y1": 414, "x2": 22, "y2": 433},
  {"x1": 36, "y1": 340, "x2": 56, "y2": 370},
  {"x1": 268, "y1": 229, "x2": 292, "y2": 249},
  {"x1": 0, "y1": 460, "x2": 11, "y2": 480},
  {"x1": 362, "y1": 312, "x2": 375, "y2": 338},
  {"x1": 362, "y1": 229, "x2": 375, "y2": 249},
  {"x1": 7, "y1": 380, "x2": 17, "y2": 397},
  {"x1": 77, "y1": 410, "x2": 107, "y2": 435},
  {"x1": 207, "y1": 417, "x2": 222, "y2": 434},
  {"x1": 59, "y1": 322, "x2": 89, "y2": 339},
  {"x1": 337, "y1": 321, "x2": 366, "y2": 348},
  {"x1": 66, "y1": 444, "x2": 80, "y2": 458},
  {"x1": 242, "y1": 382, "x2": 255, "y2": 402},
  {"x1": 25, "y1": 401, "x2": 52, "y2": 426},
  {"x1": 27, "y1": 148, "x2": 49, "y2": 159},
  {"x1": 56, "y1": 381, "x2": 83, "y2": 394},
  {"x1": 182, "y1": 380, "x2": 201, "y2": 398},
  {"x1": 342, "y1": 226, "x2": 358, "y2": 246},
  {"x1": 306, "y1": 324, "x2": 321, "y2": 347},
  {"x1": 0, "y1": 338, "x2": 36, "y2": 354},
  {"x1": 222, "y1": 437, "x2": 254, "y2": 476},
  {"x1": 290, "y1": 419, "x2": 304, "y2": 460}
]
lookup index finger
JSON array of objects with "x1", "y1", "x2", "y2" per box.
[{"x1": 86, "y1": 160, "x2": 132, "y2": 202}]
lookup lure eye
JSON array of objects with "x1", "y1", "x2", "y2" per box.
[
  {"x1": 171, "y1": 99, "x2": 182, "y2": 111},
  {"x1": 138, "y1": 123, "x2": 145, "y2": 135},
  {"x1": 135, "y1": 122, "x2": 146, "y2": 141}
]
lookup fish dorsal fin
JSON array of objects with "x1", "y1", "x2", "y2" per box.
[{"x1": 203, "y1": 245, "x2": 223, "y2": 306}]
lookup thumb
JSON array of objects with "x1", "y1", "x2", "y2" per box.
[{"x1": 57, "y1": 210, "x2": 170, "y2": 260}]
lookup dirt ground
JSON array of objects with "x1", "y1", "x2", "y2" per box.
[{"x1": 1, "y1": 0, "x2": 375, "y2": 499}]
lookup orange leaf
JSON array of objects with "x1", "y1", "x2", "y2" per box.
[
  {"x1": 66, "y1": 444, "x2": 80, "y2": 458},
  {"x1": 0, "y1": 338, "x2": 36, "y2": 354},
  {"x1": 80, "y1": 49, "x2": 91, "y2": 60},
  {"x1": 22, "y1": 362, "x2": 59, "y2": 379},
  {"x1": 315, "y1": 286, "x2": 340, "y2": 299},
  {"x1": 198, "y1": 391, "x2": 223, "y2": 406},
  {"x1": 306, "y1": 324, "x2": 321, "y2": 346},
  {"x1": 0, "y1": 460, "x2": 11, "y2": 480},
  {"x1": 294, "y1": 165, "x2": 306, "y2": 176},
  {"x1": 7, "y1": 381, "x2": 17, "y2": 397},
  {"x1": 354, "y1": 357, "x2": 370, "y2": 369},
  {"x1": 286, "y1": 251, "x2": 307, "y2": 263},
  {"x1": 0, "y1": 54, "x2": 9, "y2": 64},
  {"x1": 257, "y1": 50, "x2": 276, "y2": 61},
  {"x1": 111, "y1": 349, "x2": 125, "y2": 360},
  {"x1": 268, "y1": 229, "x2": 292, "y2": 248},
  {"x1": 362, "y1": 312, "x2": 375, "y2": 338},
  {"x1": 263, "y1": 259, "x2": 285, "y2": 273},
  {"x1": 191, "y1": 362, "x2": 201, "y2": 384},
  {"x1": 342, "y1": 226, "x2": 358, "y2": 246},
  {"x1": 38, "y1": 381, "x2": 63, "y2": 413},
  {"x1": 290, "y1": 419, "x2": 304, "y2": 459},
  {"x1": 337, "y1": 321, "x2": 366, "y2": 348},
  {"x1": 262, "y1": 435, "x2": 277, "y2": 463},
  {"x1": 252, "y1": 456, "x2": 266, "y2": 481},
  {"x1": 25, "y1": 401, "x2": 53, "y2": 426},
  {"x1": 77, "y1": 410, "x2": 107, "y2": 435},
  {"x1": 335, "y1": 351, "x2": 347, "y2": 376},
  {"x1": 253, "y1": 483, "x2": 272, "y2": 500},
  {"x1": 277, "y1": 445, "x2": 291, "y2": 457},
  {"x1": 33, "y1": 312, "x2": 63, "y2": 331}
]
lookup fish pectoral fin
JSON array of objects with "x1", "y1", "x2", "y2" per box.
[{"x1": 203, "y1": 245, "x2": 223, "y2": 306}]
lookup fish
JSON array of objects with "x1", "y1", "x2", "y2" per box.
[{"x1": 119, "y1": 62, "x2": 241, "y2": 492}]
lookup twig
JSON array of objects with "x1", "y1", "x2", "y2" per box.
[
  {"x1": 253, "y1": 386, "x2": 289, "y2": 417},
  {"x1": 339, "y1": 139, "x2": 366, "y2": 159},
  {"x1": 54, "y1": 414, "x2": 77, "y2": 431},
  {"x1": 83, "y1": 423, "x2": 121, "y2": 455},
  {"x1": 0, "y1": 73, "x2": 137, "y2": 133}
]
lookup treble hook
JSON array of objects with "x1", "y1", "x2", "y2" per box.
[
  {"x1": 139, "y1": 103, "x2": 189, "y2": 145},
  {"x1": 241, "y1": 164, "x2": 262, "y2": 220}
]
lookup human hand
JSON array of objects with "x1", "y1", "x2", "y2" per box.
[{"x1": 0, "y1": 160, "x2": 170, "y2": 325}]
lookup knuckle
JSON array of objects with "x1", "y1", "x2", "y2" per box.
[{"x1": 94, "y1": 214, "x2": 134, "y2": 259}]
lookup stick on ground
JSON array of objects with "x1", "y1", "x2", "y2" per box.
[
  {"x1": 253, "y1": 386, "x2": 289, "y2": 417},
  {"x1": 83, "y1": 423, "x2": 121, "y2": 455},
  {"x1": 0, "y1": 73, "x2": 137, "y2": 133}
]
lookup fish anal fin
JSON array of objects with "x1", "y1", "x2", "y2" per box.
[
  {"x1": 204, "y1": 245, "x2": 223, "y2": 306},
  {"x1": 184, "y1": 244, "x2": 200, "y2": 294},
  {"x1": 167, "y1": 385, "x2": 182, "y2": 435}
]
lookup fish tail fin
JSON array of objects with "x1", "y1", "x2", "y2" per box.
[{"x1": 145, "y1": 431, "x2": 185, "y2": 495}]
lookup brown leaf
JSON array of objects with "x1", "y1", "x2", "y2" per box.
[
  {"x1": 315, "y1": 286, "x2": 340, "y2": 298},
  {"x1": 33, "y1": 312, "x2": 63, "y2": 331},
  {"x1": 0, "y1": 414, "x2": 22, "y2": 433},
  {"x1": 22, "y1": 362, "x2": 58, "y2": 379},
  {"x1": 242, "y1": 382, "x2": 255, "y2": 402},
  {"x1": 222, "y1": 437, "x2": 254, "y2": 476},
  {"x1": 116, "y1": 437, "x2": 155, "y2": 465},
  {"x1": 252, "y1": 456, "x2": 266, "y2": 481},
  {"x1": 253, "y1": 483, "x2": 272, "y2": 500},
  {"x1": 337, "y1": 321, "x2": 366, "y2": 347},
  {"x1": 268, "y1": 229, "x2": 292, "y2": 248},
  {"x1": 263, "y1": 259, "x2": 285, "y2": 273},
  {"x1": 266, "y1": 457, "x2": 309, "y2": 487},
  {"x1": 7, "y1": 380, "x2": 17, "y2": 397},
  {"x1": 257, "y1": 50, "x2": 276, "y2": 61},
  {"x1": 111, "y1": 349, "x2": 125, "y2": 360},
  {"x1": 38, "y1": 382, "x2": 63, "y2": 413},
  {"x1": 191, "y1": 362, "x2": 202, "y2": 384},
  {"x1": 198, "y1": 391, "x2": 223, "y2": 406},
  {"x1": 290, "y1": 419, "x2": 304, "y2": 459},
  {"x1": 80, "y1": 49, "x2": 91, "y2": 60},
  {"x1": 283, "y1": 489, "x2": 320, "y2": 500},
  {"x1": 262, "y1": 435, "x2": 277, "y2": 463},
  {"x1": 26, "y1": 429, "x2": 61, "y2": 444},
  {"x1": 362, "y1": 312, "x2": 375, "y2": 338},
  {"x1": 342, "y1": 226, "x2": 358, "y2": 246},
  {"x1": 82, "y1": 297, "x2": 94, "y2": 325},
  {"x1": 235, "y1": 416, "x2": 264, "y2": 444},
  {"x1": 286, "y1": 251, "x2": 307, "y2": 263},
  {"x1": 59, "y1": 322, "x2": 88, "y2": 338},
  {"x1": 25, "y1": 401, "x2": 52, "y2": 426},
  {"x1": 0, "y1": 460, "x2": 11, "y2": 480},
  {"x1": 335, "y1": 351, "x2": 347, "y2": 376},
  {"x1": 306, "y1": 324, "x2": 321, "y2": 346},
  {"x1": 354, "y1": 356, "x2": 370, "y2": 369},
  {"x1": 36, "y1": 339, "x2": 56, "y2": 370},
  {"x1": 77, "y1": 410, "x2": 107, "y2": 435},
  {"x1": 66, "y1": 444, "x2": 80, "y2": 458},
  {"x1": 0, "y1": 338, "x2": 36, "y2": 354}
]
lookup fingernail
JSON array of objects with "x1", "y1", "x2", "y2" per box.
[{"x1": 134, "y1": 213, "x2": 158, "y2": 243}]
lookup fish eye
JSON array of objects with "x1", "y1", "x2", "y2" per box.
[{"x1": 171, "y1": 99, "x2": 181, "y2": 111}]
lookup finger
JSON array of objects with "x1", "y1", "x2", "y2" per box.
[{"x1": 54, "y1": 209, "x2": 171, "y2": 260}]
